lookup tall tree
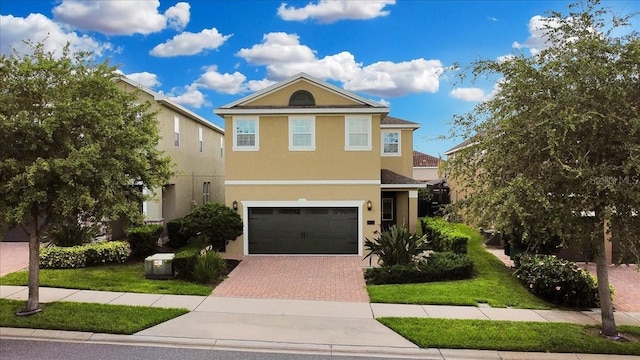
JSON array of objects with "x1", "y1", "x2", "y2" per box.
[
  {"x1": 447, "y1": 0, "x2": 639, "y2": 337},
  {"x1": 0, "y1": 42, "x2": 173, "y2": 314}
]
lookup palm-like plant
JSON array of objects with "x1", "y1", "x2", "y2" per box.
[{"x1": 364, "y1": 225, "x2": 428, "y2": 267}]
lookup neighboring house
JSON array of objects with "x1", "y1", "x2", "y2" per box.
[
  {"x1": 412, "y1": 151, "x2": 440, "y2": 181},
  {"x1": 214, "y1": 73, "x2": 425, "y2": 256},
  {"x1": 444, "y1": 139, "x2": 475, "y2": 204},
  {"x1": 117, "y1": 78, "x2": 226, "y2": 227}
]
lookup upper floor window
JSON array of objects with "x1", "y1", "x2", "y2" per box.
[
  {"x1": 198, "y1": 127, "x2": 203, "y2": 153},
  {"x1": 382, "y1": 130, "x2": 401, "y2": 156},
  {"x1": 289, "y1": 90, "x2": 315, "y2": 106},
  {"x1": 345, "y1": 116, "x2": 372, "y2": 151},
  {"x1": 233, "y1": 116, "x2": 259, "y2": 151},
  {"x1": 289, "y1": 116, "x2": 315, "y2": 151},
  {"x1": 173, "y1": 116, "x2": 180, "y2": 148}
]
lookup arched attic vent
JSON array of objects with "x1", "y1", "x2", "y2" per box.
[{"x1": 288, "y1": 90, "x2": 315, "y2": 106}]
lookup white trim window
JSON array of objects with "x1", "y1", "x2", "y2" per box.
[
  {"x1": 289, "y1": 116, "x2": 315, "y2": 151},
  {"x1": 382, "y1": 198, "x2": 394, "y2": 221},
  {"x1": 345, "y1": 115, "x2": 372, "y2": 151},
  {"x1": 198, "y1": 127, "x2": 204, "y2": 153},
  {"x1": 173, "y1": 116, "x2": 180, "y2": 148},
  {"x1": 381, "y1": 130, "x2": 401, "y2": 156},
  {"x1": 220, "y1": 137, "x2": 224, "y2": 157},
  {"x1": 233, "y1": 116, "x2": 259, "y2": 151}
]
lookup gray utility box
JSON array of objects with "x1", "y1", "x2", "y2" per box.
[{"x1": 144, "y1": 253, "x2": 175, "y2": 279}]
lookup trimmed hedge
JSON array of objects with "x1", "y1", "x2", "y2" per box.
[
  {"x1": 126, "y1": 224, "x2": 163, "y2": 258},
  {"x1": 364, "y1": 252, "x2": 474, "y2": 285},
  {"x1": 166, "y1": 218, "x2": 191, "y2": 249},
  {"x1": 513, "y1": 254, "x2": 601, "y2": 308},
  {"x1": 421, "y1": 217, "x2": 469, "y2": 254},
  {"x1": 40, "y1": 241, "x2": 130, "y2": 269},
  {"x1": 172, "y1": 247, "x2": 201, "y2": 280}
]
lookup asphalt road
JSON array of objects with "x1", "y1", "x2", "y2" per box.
[{"x1": 0, "y1": 339, "x2": 408, "y2": 360}]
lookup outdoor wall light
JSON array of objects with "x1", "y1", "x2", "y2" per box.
[
  {"x1": 232, "y1": 200, "x2": 238, "y2": 211},
  {"x1": 366, "y1": 200, "x2": 373, "y2": 211}
]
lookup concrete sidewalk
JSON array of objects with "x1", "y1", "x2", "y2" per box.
[{"x1": 2, "y1": 286, "x2": 640, "y2": 359}]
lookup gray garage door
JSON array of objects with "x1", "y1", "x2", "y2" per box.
[{"x1": 248, "y1": 207, "x2": 358, "y2": 254}]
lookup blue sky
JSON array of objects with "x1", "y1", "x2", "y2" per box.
[{"x1": 1, "y1": 0, "x2": 638, "y2": 157}]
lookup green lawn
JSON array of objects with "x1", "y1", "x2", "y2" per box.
[
  {"x1": 0, "y1": 262, "x2": 213, "y2": 296},
  {"x1": 0, "y1": 299, "x2": 188, "y2": 334},
  {"x1": 367, "y1": 222, "x2": 552, "y2": 308},
  {"x1": 379, "y1": 317, "x2": 640, "y2": 355}
]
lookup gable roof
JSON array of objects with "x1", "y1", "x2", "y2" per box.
[
  {"x1": 382, "y1": 115, "x2": 420, "y2": 129},
  {"x1": 118, "y1": 76, "x2": 224, "y2": 135},
  {"x1": 444, "y1": 138, "x2": 475, "y2": 155},
  {"x1": 215, "y1": 72, "x2": 389, "y2": 115},
  {"x1": 413, "y1": 151, "x2": 440, "y2": 168}
]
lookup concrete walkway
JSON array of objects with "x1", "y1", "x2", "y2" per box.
[{"x1": 2, "y1": 285, "x2": 640, "y2": 359}]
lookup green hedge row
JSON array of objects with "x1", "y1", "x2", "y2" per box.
[
  {"x1": 514, "y1": 254, "x2": 601, "y2": 308},
  {"x1": 40, "y1": 241, "x2": 130, "y2": 269},
  {"x1": 421, "y1": 217, "x2": 469, "y2": 254},
  {"x1": 172, "y1": 247, "x2": 201, "y2": 280},
  {"x1": 126, "y1": 224, "x2": 163, "y2": 258},
  {"x1": 364, "y1": 252, "x2": 474, "y2": 285}
]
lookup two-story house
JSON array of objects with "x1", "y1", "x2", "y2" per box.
[
  {"x1": 118, "y1": 78, "x2": 225, "y2": 226},
  {"x1": 215, "y1": 73, "x2": 424, "y2": 256}
]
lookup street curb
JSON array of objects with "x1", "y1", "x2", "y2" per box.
[{"x1": 3, "y1": 327, "x2": 640, "y2": 360}]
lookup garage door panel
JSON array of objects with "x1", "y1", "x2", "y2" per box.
[{"x1": 248, "y1": 207, "x2": 358, "y2": 254}]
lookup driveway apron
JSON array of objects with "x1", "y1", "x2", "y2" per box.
[{"x1": 213, "y1": 256, "x2": 370, "y2": 302}]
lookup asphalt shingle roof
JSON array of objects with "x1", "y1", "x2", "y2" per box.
[{"x1": 413, "y1": 151, "x2": 440, "y2": 168}]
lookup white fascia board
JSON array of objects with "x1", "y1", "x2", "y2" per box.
[
  {"x1": 444, "y1": 141, "x2": 478, "y2": 156},
  {"x1": 381, "y1": 183, "x2": 428, "y2": 189},
  {"x1": 381, "y1": 124, "x2": 421, "y2": 129},
  {"x1": 215, "y1": 107, "x2": 389, "y2": 115},
  {"x1": 226, "y1": 179, "x2": 381, "y2": 186}
]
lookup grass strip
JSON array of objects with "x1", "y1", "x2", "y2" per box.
[
  {"x1": 367, "y1": 222, "x2": 551, "y2": 308},
  {"x1": 0, "y1": 299, "x2": 188, "y2": 335},
  {"x1": 378, "y1": 317, "x2": 640, "y2": 355},
  {"x1": 0, "y1": 262, "x2": 212, "y2": 296}
]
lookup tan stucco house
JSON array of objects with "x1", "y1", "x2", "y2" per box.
[
  {"x1": 214, "y1": 73, "x2": 425, "y2": 256},
  {"x1": 118, "y1": 78, "x2": 225, "y2": 225},
  {"x1": 413, "y1": 151, "x2": 440, "y2": 182}
]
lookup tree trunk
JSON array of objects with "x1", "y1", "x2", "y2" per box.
[
  {"x1": 25, "y1": 211, "x2": 41, "y2": 313},
  {"x1": 595, "y1": 234, "x2": 617, "y2": 338}
]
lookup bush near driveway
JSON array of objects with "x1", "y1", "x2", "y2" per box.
[
  {"x1": 365, "y1": 251, "x2": 473, "y2": 285},
  {"x1": 364, "y1": 225, "x2": 428, "y2": 266},
  {"x1": 126, "y1": 224, "x2": 163, "y2": 258}
]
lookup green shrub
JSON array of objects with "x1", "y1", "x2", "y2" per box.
[
  {"x1": 125, "y1": 224, "x2": 163, "y2": 258},
  {"x1": 47, "y1": 220, "x2": 97, "y2": 247},
  {"x1": 364, "y1": 252, "x2": 474, "y2": 285},
  {"x1": 364, "y1": 225, "x2": 428, "y2": 266},
  {"x1": 40, "y1": 241, "x2": 129, "y2": 269},
  {"x1": 421, "y1": 217, "x2": 469, "y2": 254},
  {"x1": 193, "y1": 251, "x2": 227, "y2": 284},
  {"x1": 513, "y1": 254, "x2": 601, "y2": 308},
  {"x1": 181, "y1": 203, "x2": 242, "y2": 251},
  {"x1": 172, "y1": 247, "x2": 201, "y2": 280},
  {"x1": 166, "y1": 218, "x2": 190, "y2": 248}
]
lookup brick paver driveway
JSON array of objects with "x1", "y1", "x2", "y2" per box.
[
  {"x1": 213, "y1": 256, "x2": 370, "y2": 302},
  {"x1": 0, "y1": 242, "x2": 29, "y2": 276},
  {"x1": 581, "y1": 263, "x2": 640, "y2": 312}
]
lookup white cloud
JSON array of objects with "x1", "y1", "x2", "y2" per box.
[
  {"x1": 377, "y1": 98, "x2": 390, "y2": 107},
  {"x1": 451, "y1": 82, "x2": 501, "y2": 102},
  {"x1": 237, "y1": 32, "x2": 316, "y2": 64},
  {"x1": 168, "y1": 84, "x2": 208, "y2": 108},
  {"x1": 237, "y1": 32, "x2": 443, "y2": 98},
  {"x1": 278, "y1": 0, "x2": 395, "y2": 23},
  {"x1": 52, "y1": 0, "x2": 191, "y2": 35},
  {"x1": 236, "y1": 33, "x2": 444, "y2": 97},
  {"x1": 246, "y1": 79, "x2": 278, "y2": 92},
  {"x1": 195, "y1": 65, "x2": 247, "y2": 94},
  {"x1": 496, "y1": 54, "x2": 515, "y2": 63},
  {"x1": 0, "y1": 13, "x2": 113, "y2": 57},
  {"x1": 125, "y1": 72, "x2": 161, "y2": 88},
  {"x1": 150, "y1": 28, "x2": 232, "y2": 57},
  {"x1": 512, "y1": 15, "x2": 559, "y2": 55},
  {"x1": 450, "y1": 87, "x2": 488, "y2": 101}
]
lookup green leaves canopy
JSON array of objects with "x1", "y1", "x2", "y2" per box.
[{"x1": 0, "y1": 42, "x2": 173, "y2": 230}]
